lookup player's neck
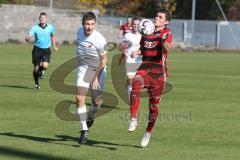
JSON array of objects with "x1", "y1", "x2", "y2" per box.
[
  {"x1": 132, "y1": 30, "x2": 138, "y2": 34},
  {"x1": 40, "y1": 23, "x2": 47, "y2": 27},
  {"x1": 84, "y1": 32, "x2": 92, "y2": 37},
  {"x1": 39, "y1": 23, "x2": 47, "y2": 29},
  {"x1": 155, "y1": 26, "x2": 165, "y2": 32},
  {"x1": 127, "y1": 22, "x2": 131, "y2": 26}
]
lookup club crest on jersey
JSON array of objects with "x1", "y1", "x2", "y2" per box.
[{"x1": 144, "y1": 41, "x2": 156, "y2": 48}]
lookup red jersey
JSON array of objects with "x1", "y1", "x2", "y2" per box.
[
  {"x1": 119, "y1": 23, "x2": 132, "y2": 36},
  {"x1": 138, "y1": 28, "x2": 172, "y2": 76}
]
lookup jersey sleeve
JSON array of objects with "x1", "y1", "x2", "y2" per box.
[
  {"x1": 162, "y1": 29, "x2": 172, "y2": 45},
  {"x1": 76, "y1": 27, "x2": 82, "y2": 45},
  {"x1": 97, "y1": 35, "x2": 108, "y2": 55},
  {"x1": 76, "y1": 28, "x2": 80, "y2": 40}
]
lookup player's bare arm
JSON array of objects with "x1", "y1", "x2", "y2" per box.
[
  {"x1": 119, "y1": 30, "x2": 124, "y2": 39},
  {"x1": 51, "y1": 35, "x2": 58, "y2": 51},
  {"x1": 163, "y1": 41, "x2": 171, "y2": 51},
  {"x1": 162, "y1": 32, "x2": 171, "y2": 51},
  {"x1": 92, "y1": 52, "x2": 107, "y2": 90},
  {"x1": 118, "y1": 40, "x2": 129, "y2": 64}
]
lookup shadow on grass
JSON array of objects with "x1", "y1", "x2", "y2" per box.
[
  {"x1": 0, "y1": 145, "x2": 79, "y2": 160},
  {"x1": 0, "y1": 84, "x2": 33, "y2": 90},
  {"x1": 0, "y1": 132, "x2": 141, "y2": 151},
  {"x1": 55, "y1": 135, "x2": 141, "y2": 150}
]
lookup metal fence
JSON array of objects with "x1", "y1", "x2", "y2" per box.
[
  {"x1": 99, "y1": 17, "x2": 240, "y2": 50},
  {"x1": 168, "y1": 19, "x2": 240, "y2": 50}
]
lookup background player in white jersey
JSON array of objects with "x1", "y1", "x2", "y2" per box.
[
  {"x1": 76, "y1": 12, "x2": 107, "y2": 144},
  {"x1": 119, "y1": 17, "x2": 142, "y2": 101}
]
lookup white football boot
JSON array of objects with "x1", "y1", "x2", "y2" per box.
[{"x1": 141, "y1": 131, "x2": 151, "y2": 147}]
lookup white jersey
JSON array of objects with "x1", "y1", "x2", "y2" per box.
[
  {"x1": 76, "y1": 27, "x2": 107, "y2": 69},
  {"x1": 123, "y1": 32, "x2": 142, "y2": 63}
]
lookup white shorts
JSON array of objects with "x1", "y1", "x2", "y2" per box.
[
  {"x1": 125, "y1": 62, "x2": 141, "y2": 76},
  {"x1": 77, "y1": 65, "x2": 106, "y2": 97}
]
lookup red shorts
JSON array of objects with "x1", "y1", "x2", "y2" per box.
[{"x1": 133, "y1": 70, "x2": 166, "y2": 104}]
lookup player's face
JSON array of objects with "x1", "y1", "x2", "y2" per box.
[
  {"x1": 83, "y1": 19, "x2": 96, "y2": 36},
  {"x1": 132, "y1": 20, "x2": 140, "y2": 33},
  {"x1": 39, "y1": 15, "x2": 47, "y2": 25},
  {"x1": 154, "y1": 12, "x2": 169, "y2": 29}
]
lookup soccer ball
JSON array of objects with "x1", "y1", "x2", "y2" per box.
[{"x1": 138, "y1": 19, "x2": 155, "y2": 36}]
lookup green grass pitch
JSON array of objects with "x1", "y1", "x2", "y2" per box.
[{"x1": 0, "y1": 44, "x2": 239, "y2": 160}]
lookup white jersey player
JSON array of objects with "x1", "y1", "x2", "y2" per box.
[
  {"x1": 76, "y1": 12, "x2": 107, "y2": 144},
  {"x1": 76, "y1": 27, "x2": 107, "y2": 89},
  {"x1": 121, "y1": 17, "x2": 142, "y2": 100}
]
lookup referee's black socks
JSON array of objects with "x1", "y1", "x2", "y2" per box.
[
  {"x1": 39, "y1": 65, "x2": 44, "y2": 72},
  {"x1": 33, "y1": 71, "x2": 39, "y2": 85}
]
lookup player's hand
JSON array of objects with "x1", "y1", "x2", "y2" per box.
[
  {"x1": 118, "y1": 40, "x2": 132, "y2": 53},
  {"x1": 131, "y1": 50, "x2": 141, "y2": 58},
  {"x1": 118, "y1": 44, "x2": 126, "y2": 53},
  {"x1": 53, "y1": 45, "x2": 58, "y2": 51},
  {"x1": 92, "y1": 78, "x2": 100, "y2": 90},
  {"x1": 118, "y1": 53, "x2": 125, "y2": 65},
  {"x1": 25, "y1": 35, "x2": 31, "y2": 42}
]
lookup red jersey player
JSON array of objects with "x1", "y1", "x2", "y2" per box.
[
  {"x1": 118, "y1": 17, "x2": 133, "y2": 65},
  {"x1": 128, "y1": 9, "x2": 172, "y2": 147},
  {"x1": 119, "y1": 17, "x2": 132, "y2": 39}
]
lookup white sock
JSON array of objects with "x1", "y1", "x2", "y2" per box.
[
  {"x1": 131, "y1": 117, "x2": 137, "y2": 122},
  {"x1": 77, "y1": 106, "x2": 88, "y2": 131},
  {"x1": 127, "y1": 85, "x2": 132, "y2": 101}
]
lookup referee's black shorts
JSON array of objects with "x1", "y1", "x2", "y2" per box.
[{"x1": 32, "y1": 45, "x2": 51, "y2": 66}]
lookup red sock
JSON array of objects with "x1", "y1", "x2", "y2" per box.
[{"x1": 146, "y1": 103, "x2": 159, "y2": 132}]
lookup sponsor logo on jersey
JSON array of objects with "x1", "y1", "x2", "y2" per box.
[{"x1": 144, "y1": 41, "x2": 156, "y2": 48}]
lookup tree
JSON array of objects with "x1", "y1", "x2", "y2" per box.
[
  {"x1": 174, "y1": 0, "x2": 237, "y2": 20},
  {"x1": 0, "y1": 0, "x2": 6, "y2": 3},
  {"x1": 106, "y1": 0, "x2": 176, "y2": 18},
  {"x1": 75, "y1": 0, "x2": 113, "y2": 15},
  {"x1": 228, "y1": 0, "x2": 240, "y2": 20}
]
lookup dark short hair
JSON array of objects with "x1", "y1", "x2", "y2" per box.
[
  {"x1": 39, "y1": 12, "x2": 47, "y2": 18},
  {"x1": 158, "y1": 9, "x2": 172, "y2": 22},
  {"x1": 82, "y1": 12, "x2": 96, "y2": 24},
  {"x1": 132, "y1": 16, "x2": 141, "y2": 22},
  {"x1": 126, "y1": 14, "x2": 132, "y2": 19}
]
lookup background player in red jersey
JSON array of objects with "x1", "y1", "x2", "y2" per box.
[
  {"x1": 118, "y1": 16, "x2": 132, "y2": 63},
  {"x1": 119, "y1": 16, "x2": 132, "y2": 39},
  {"x1": 128, "y1": 9, "x2": 172, "y2": 147}
]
